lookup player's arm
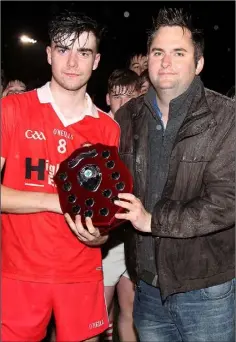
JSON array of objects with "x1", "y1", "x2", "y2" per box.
[{"x1": 1, "y1": 157, "x2": 62, "y2": 214}]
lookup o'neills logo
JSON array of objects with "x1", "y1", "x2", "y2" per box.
[
  {"x1": 53, "y1": 128, "x2": 73, "y2": 140},
  {"x1": 89, "y1": 320, "x2": 104, "y2": 330}
]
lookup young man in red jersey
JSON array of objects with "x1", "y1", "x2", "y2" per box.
[{"x1": 1, "y1": 11, "x2": 120, "y2": 342}]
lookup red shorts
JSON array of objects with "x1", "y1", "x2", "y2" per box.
[{"x1": 2, "y1": 277, "x2": 109, "y2": 341}]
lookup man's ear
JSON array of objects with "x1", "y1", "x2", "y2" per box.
[
  {"x1": 93, "y1": 53, "x2": 101, "y2": 71},
  {"x1": 46, "y1": 46, "x2": 52, "y2": 66},
  {"x1": 106, "y1": 93, "x2": 110, "y2": 106},
  {"x1": 195, "y1": 56, "x2": 204, "y2": 75}
]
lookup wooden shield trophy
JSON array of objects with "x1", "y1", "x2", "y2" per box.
[{"x1": 54, "y1": 143, "x2": 133, "y2": 235}]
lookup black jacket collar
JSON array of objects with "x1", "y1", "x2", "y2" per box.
[{"x1": 144, "y1": 76, "x2": 212, "y2": 120}]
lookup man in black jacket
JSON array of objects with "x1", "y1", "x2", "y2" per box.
[{"x1": 114, "y1": 8, "x2": 235, "y2": 342}]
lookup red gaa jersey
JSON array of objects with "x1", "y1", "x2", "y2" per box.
[{"x1": 1, "y1": 83, "x2": 120, "y2": 283}]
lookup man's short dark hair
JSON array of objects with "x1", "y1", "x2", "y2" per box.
[
  {"x1": 48, "y1": 11, "x2": 103, "y2": 51},
  {"x1": 147, "y1": 8, "x2": 204, "y2": 65},
  {"x1": 126, "y1": 51, "x2": 147, "y2": 69},
  {"x1": 108, "y1": 69, "x2": 141, "y2": 94}
]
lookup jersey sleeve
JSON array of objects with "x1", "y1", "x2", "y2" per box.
[
  {"x1": 1, "y1": 96, "x2": 18, "y2": 158},
  {"x1": 111, "y1": 122, "x2": 120, "y2": 148}
]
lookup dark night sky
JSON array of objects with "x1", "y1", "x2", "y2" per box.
[{"x1": 2, "y1": 1, "x2": 235, "y2": 110}]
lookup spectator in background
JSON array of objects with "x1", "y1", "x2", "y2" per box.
[
  {"x1": 139, "y1": 69, "x2": 151, "y2": 95},
  {"x1": 106, "y1": 68, "x2": 140, "y2": 118},
  {"x1": 128, "y1": 52, "x2": 148, "y2": 76},
  {"x1": 2, "y1": 79, "x2": 26, "y2": 97},
  {"x1": 103, "y1": 68, "x2": 140, "y2": 342}
]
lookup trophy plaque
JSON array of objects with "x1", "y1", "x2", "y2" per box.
[{"x1": 54, "y1": 143, "x2": 133, "y2": 235}]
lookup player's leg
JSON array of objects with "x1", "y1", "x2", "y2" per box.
[
  {"x1": 2, "y1": 277, "x2": 52, "y2": 341},
  {"x1": 104, "y1": 286, "x2": 116, "y2": 341},
  {"x1": 117, "y1": 274, "x2": 137, "y2": 341},
  {"x1": 53, "y1": 280, "x2": 109, "y2": 341},
  {"x1": 102, "y1": 243, "x2": 126, "y2": 341}
]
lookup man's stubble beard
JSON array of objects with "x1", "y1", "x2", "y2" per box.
[
  {"x1": 152, "y1": 79, "x2": 177, "y2": 92},
  {"x1": 52, "y1": 72, "x2": 88, "y2": 92}
]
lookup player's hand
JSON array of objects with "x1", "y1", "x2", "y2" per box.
[
  {"x1": 114, "y1": 193, "x2": 152, "y2": 233},
  {"x1": 64, "y1": 213, "x2": 108, "y2": 246}
]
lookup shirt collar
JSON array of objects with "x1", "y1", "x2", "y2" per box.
[
  {"x1": 107, "y1": 110, "x2": 114, "y2": 118},
  {"x1": 37, "y1": 82, "x2": 99, "y2": 119},
  {"x1": 153, "y1": 96, "x2": 162, "y2": 119}
]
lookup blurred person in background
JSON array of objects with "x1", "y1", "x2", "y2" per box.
[
  {"x1": 102, "y1": 68, "x2": 140, "y2": 342},
  {"x1": 139, "y1": 69, "x2": 151, "y2": 95},
  {"x1": 106, "y1": 68, "x2": 140, "y2": 118},
  {"x1": 128, "y1": 52, "x2": 148, "y2": 76},
  {"x1": 2, "y1": 79, "x2": 26, "y2": 97}
]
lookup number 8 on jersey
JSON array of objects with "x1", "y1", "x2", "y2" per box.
[{"x1": 57, "y1": 139, "x2": 67, "y2": 154}]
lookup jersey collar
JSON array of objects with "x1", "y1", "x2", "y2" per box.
[{"x1": 37, "y1": 82, "x2": 99, "y2": 126}]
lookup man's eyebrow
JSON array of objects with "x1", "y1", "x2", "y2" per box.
[
  {"x1": 150, "y1": 47, "x2": 163, "y2": 53},
  {"x1": 54, "y1": 46, "x2": 94, "y2": 53},
  {"x1": 54, "y1": 44, "x2": 70, "y2": 50},
  {"x1": 77, "y1": 47, "x2": 93, "y2": 53},
  {"x1": 173, "y1": 48, "x2": 188, "y2": 52},
  {"x1": 151, "y1": 47, "x2": 188, "y2": 52}
]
